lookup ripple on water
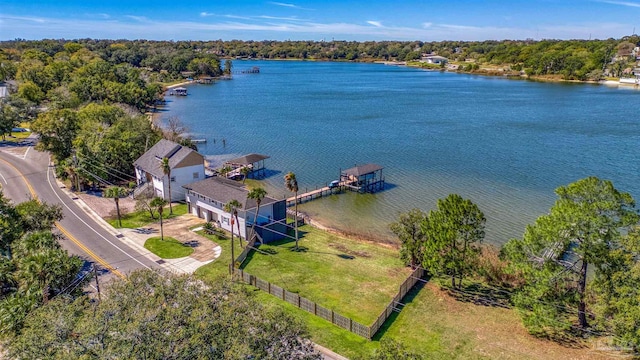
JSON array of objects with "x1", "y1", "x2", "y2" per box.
[{"x1": 163, "y1": 61, "x2": 640, "y2": 246}]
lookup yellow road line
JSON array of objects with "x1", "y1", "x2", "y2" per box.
[
  {"x1": 0, "y1": 156, "x2": 126, "y2": 279},
  {"x1": 56, "y1": 223, "x2": 126, "y2": 279},
  {"x1": 0, "y1": 156, "x2": 37, "y2": 198}
]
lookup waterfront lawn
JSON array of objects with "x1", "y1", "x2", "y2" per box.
[
  {"x1": 194, "y1": 230, "x2": 244, "y2": 280},
  {"x1": 253, "y1": 281, "x2": 606, "y2": 360},
  {"x1": 106, "y1": 203, "x2": 188, "y2": 228},
  {"x1": 144, "y1": 236, "x2": 193, "y2": 259},
  {"x1": 239, "y1": 225, "x2": 410, "y2": 325}
]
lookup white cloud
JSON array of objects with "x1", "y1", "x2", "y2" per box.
[
  {"x1": 1, "y1": 15, "x2": 46, "y2": 23},
  {"x1": 367, "y1": 21, "x2": 383, "y2": 27},
  {"x1": 597, "y1": 0, "x2": 640, "y2": 8},
  {"x1": 268, "y1": 2, "x2": 315, "y2": 11},
  {"x1": 124, "y1": 15, "x2": 149, "y2": 22},
  {"x1": 269, "y1": 2, "x2": 297, "y2": 8},
  {"x1": 258, "y1": 15, "x2": 308, "y2": 22},
  {"x1": 200, "y1": 12, "x2": 215, "y2": 17},
  {"x1": 0, "y1": 13, "x2": 634, "y2": 42}
]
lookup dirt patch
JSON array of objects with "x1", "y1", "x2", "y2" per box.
[
  {"x1": 77, "y1": 192, "x2": 136, "y2": 218},
  {"x1": 328, "y1": 242, "x2": 370, "y2": 258}
]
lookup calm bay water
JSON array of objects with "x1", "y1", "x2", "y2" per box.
[{"x1": 162, "y1": 61, "x2": 640, "y2": 245}]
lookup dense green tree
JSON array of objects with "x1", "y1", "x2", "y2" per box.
[
  {"x1": 4, "y1": 270, "x2": 320, "y2": 359},
  {"x1": 0, "y1": 191, "x2": 21, "y2": 257},
  {"x1": 390, "y1": 208, "x2": 426, "y2": 268},
  {"x1": 591, "y1": 226, "x2": 640, "y2": 350},
  {"x1": 504, "y1": 177, "x2": 638, "y2": 336},
  {"x1": 14, "y1": 200, "x2": 63, "y2": 232},
  {"x1": 32, "y1": 109, "x2": 79, "y2": 160},
  {"x1": 422, "y1": 194, "x2": 485, "y2": 288}
]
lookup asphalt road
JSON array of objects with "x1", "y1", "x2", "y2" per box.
[{"x1": 0, "y1": 143, "x2": 160, "y2": 282}]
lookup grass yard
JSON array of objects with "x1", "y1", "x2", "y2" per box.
[
  {"x1": 239, "y1": 225, "x2": 410, "y2": 325},
  {"x1": 252, "y1": 281, "x2": 614, "y2": 360},
  {"x1": 107, "y1": 203, "x2": 188, "y2": 228},
  {"x1": 194, "y1": 230, "x2": 245, "y2": 280},
  {"x1": 144, "y1": 236, "x2": 193, "y2": 259}
]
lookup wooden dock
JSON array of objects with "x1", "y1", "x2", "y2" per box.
[{"x1": 286, "y1": 180, "x2": 353, "y2": 207}]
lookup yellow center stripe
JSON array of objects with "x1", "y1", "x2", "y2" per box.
[{"x1": 0, "y1": 156, "x2": 126, "y2": 279}]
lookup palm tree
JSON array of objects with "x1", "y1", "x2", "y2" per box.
[
  {"x1": 150, "y1": 197, "x2": 168, "y2": 241},
  {"x1": 284, "y1": 172, "x2": 299, "y2": 249},
  {"x1": 219, "y1": 165, "x2": 232, "y2": 179},
  {"x1": 104, "y1": 186, "x2": 129, "y2": 227},
  {"x1": 224, "y1": 199, "x2": 242, "y2": 273},
  {"x1": 161, "y1": 157, "x2": 173, "y2": 215},
  {"x1": 247, "y1": 187, "x2": 267, "y2": 243},
  {"x1": 240, "y1": 166, "x2": 250, "y2": 183}
]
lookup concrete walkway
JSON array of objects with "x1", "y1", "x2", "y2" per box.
[{"x1": 58, "y1": 179, "x2": 221, "y2": 274}]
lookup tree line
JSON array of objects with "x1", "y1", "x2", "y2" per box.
[{"x1": 391, "y1": 177, "x2": 640, "y2": 351}]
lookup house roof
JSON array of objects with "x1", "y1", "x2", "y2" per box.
[
  {"x1": 342, "y1": 163, "x2": 383, "y2": 177},
  {"x1": 225, "y1": 153, "x2": 270, "y2": 166},
  {"x1": 183, "y1": 177, "x2": 280, "y2": 211},
  {"x1": 134, "y1": 139, "x2": 202, "y2": 178}
]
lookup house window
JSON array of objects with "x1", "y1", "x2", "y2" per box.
[
  {"x1": 170, "y1": 176, "x2": 176, "y2": 182},
  {"x1": 193, "y1": 172, "x2": 199, "y2": 179},
  {"x1": 222, "y1": 216, "x2": 229, "y2": 225}
]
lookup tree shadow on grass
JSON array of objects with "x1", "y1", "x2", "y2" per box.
[{"x1": 443, "y1": 282, "x2": 512, "y2": 309}]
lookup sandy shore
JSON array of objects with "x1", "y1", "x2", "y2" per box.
[{"x1": 165, "y1": 80, "x2": 194, "y2": 89}]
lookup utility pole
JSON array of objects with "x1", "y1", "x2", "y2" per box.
[
  {"x1": 230, "y1": 217, "x2": 235, "y2": 276},
  {"x1": 72, "y1": 152, "x2": 80, "y2": 191},
  {"x1": 94, "y1": 265, "x2": 101, "y2": 301}
]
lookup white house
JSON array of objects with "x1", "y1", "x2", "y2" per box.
[
  {"x1": 183, "y1": 177, "x2": 287, "y2": 243},
  {"x1": 133, "y1": 139, "x2": 205, "y2": 202},
  {"x1": 421, "y1": 55, "x2": 449, "y2": 65}
]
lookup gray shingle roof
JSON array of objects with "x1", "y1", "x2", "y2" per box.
[
  {"x1": 342, "y1": 164, "x2": 383, "y2": 177},
  {"x1": 133, "y1": 139, "x2": 199, "y2": 178},
  {"x1": 182, "y1": 177, "x2": 280, "y2": 211},
  {"x1": 225, "y1": 153, "x2": 270, "y2": 166}
]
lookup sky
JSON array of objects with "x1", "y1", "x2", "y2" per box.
[{"x1": 0, "y1": 0, "x2": 638, "y2": 42}]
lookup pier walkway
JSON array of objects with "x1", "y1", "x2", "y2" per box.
[{"x1": 286, "y1": 180, "x2": 353, "y2": 207}]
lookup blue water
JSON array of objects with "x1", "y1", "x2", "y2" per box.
[{"x1": 161, "y1": 61, "x2": 640, "y2": 245}]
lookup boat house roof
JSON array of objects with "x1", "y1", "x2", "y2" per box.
[
  {"x1": 225, "y1": 153, "x2": 270, "y2": 166},
  {"x1": 342, "y1": 163, "x2": 383, "y2": 177}
]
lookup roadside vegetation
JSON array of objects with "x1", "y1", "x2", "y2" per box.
[{"x1": 105, "y1": 203, "x2": 187, "y2": 228}]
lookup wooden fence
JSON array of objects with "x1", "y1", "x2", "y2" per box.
[
  {"x1": 234, "y1": 266, "x2": 425, "y2": 340},
  {"x1": 370, "y1": 267, "x2": 425, "y2": 338}
]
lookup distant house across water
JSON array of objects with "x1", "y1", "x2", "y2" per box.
[{"x1": 420, "y1": 55, "x2": 449, "y2": 65}]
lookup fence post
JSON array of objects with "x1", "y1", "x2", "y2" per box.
[
  {"x1": 268, "y1": 281, "x2": 270, "y2": 293},
  {"x1": 349, "y1": 318, "x2": 352, "y2": 332},
  {"x1": 297, "y1": 294, "x2": 301, "y2": 307},
  {"x1": 314, "y1": 302, "x2": 317, "y2": 315},
  {"x1": 331, "y1": 310, "x2": 334, "y2": 324},
  {"x1": 282, "y1": 288, "x2": 285, "y2": 300}
]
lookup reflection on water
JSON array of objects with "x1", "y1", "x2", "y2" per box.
[{"x1": 163, "y1": 61, "x2": 640, "y2": 246}]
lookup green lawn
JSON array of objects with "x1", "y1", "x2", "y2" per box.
[
  {"x1": 144, "y1": 236, "x2": 193, "y2": 259},
  {"x1": 194, "y1": 230, "x2": 245, "y2": 280},
  {"x1": 107, "y1": 203, "x2": 188, "y2": 228},
  {"x1": 239, "y1": 225, "x2": 409, "y2": 325}
]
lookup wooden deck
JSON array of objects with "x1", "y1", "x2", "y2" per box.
[{"x1": 286, "y1": 180, "x2": 353, "y2": 206}]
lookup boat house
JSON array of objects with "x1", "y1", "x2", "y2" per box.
[
  {"x1": 183, "y1": 177, "x2": 286, "y2": 243},
  {"x1": 341, "y1": 163, "x2": 385, "y2": 193},
  {"x1": 224, "y1": 153, "x2": 270, "y2": 179}
]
